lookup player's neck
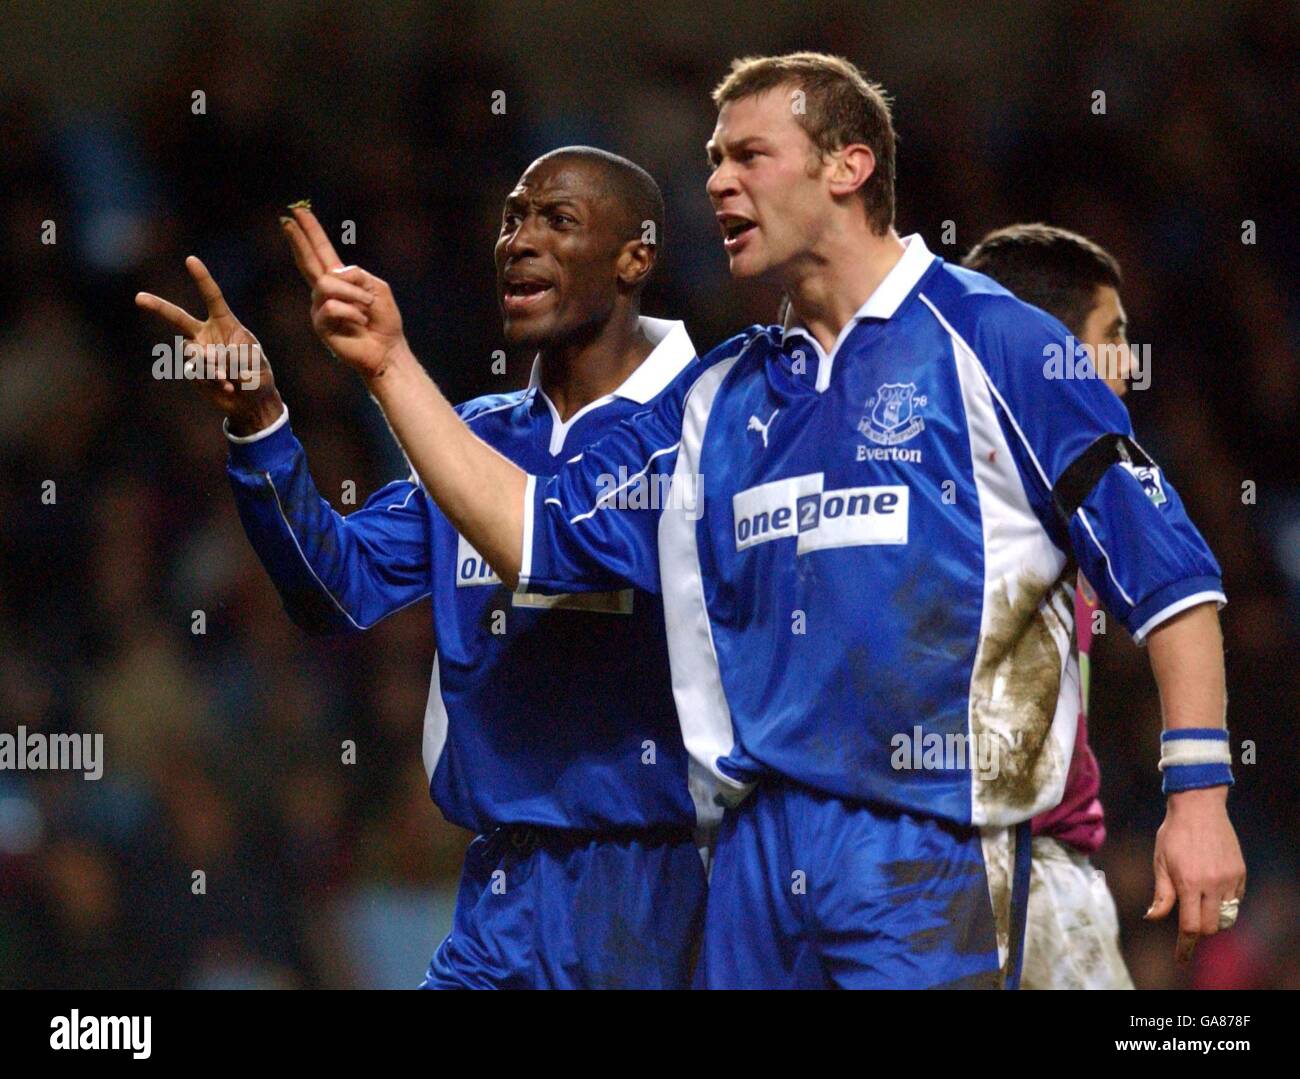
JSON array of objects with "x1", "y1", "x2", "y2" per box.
[
  {"x1": 538, "y1": 313, "x2": 653, "y2": 422},
  {"x1": 786, "y1": 227, "x2": 906, "y2": 354}
]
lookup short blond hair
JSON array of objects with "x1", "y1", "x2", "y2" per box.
[{"x1": 712, "y1": 52, "x2": 896, "y2": 235}]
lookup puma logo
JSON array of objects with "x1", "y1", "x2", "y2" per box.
[{"x1": 747, "y1": 408, "x2": 779, "y2": 449}]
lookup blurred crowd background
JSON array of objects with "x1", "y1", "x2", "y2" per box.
[{"x1": 0, "y1": 0, "x2": 1296, "y2": 988}]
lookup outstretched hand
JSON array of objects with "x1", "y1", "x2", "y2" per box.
[
  {"x1": 135, "y1": 257, "x2": 283, "y2": 435},
  {"x1": 281, "y1": 206, "x2": 406, "y2": 380}
]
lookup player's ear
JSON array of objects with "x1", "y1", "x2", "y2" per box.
[
  {"x1": 826, "y1": 143, "x2": 876, "y2": 201},
  {"x1": 615, "y1": 237, "x2": 655, "y2": 291}
]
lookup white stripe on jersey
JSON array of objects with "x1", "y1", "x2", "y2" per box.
[
  {"x1": 422, "y1": 653, "x2": 450, "y2": 782},
  {"x1": 518, "y1": 474, "x2": 536, "y2": 591},
  {"x1": 926, "y1": 296, "x2": 1078, "y2": 828},
  {"x1": 659, "y1": 355, "x2": 751, "y2": 828}
]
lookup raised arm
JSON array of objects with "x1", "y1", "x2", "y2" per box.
[
  {"x1": 136, "y1": 256, "x2": 284, "y2": 435},
  {"x1": 137, "y1": 258, "x2": 432, "y2": 633},
  {"x1": 281, "y1": 207, "x2": 528, "y2": 587}
]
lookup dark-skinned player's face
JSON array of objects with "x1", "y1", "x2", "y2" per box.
[{"x1": 494, "y1": 159, "x2": 634, "y2": 348}]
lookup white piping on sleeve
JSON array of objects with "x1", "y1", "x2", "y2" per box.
[
  {"x1": 568, "y1": 442, "x2": 681, "y2": 524},
  {"x1": 262, "y1": 472, "x2": 430, "y2": 629},
  {"x1": 1074, "y1": 507, "x2": 1137, "y2": 609},
  {"x1": 389, "y1": 485, "x2": 418, "y2": 512},
  {"x1": 463, "y1": 398, "x2": 524, "y2": 426},
  {"x1": 1132, "y1": 590, "x2": 1226, "y2": 646}
]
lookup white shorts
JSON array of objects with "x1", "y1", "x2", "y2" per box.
[{"x1": 1021, "y1": 836, "x2": 1134, "y2": 990}]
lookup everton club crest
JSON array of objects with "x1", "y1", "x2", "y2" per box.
[{"x1": 858, "y1": 382, "x2": 926, "y2": 446}]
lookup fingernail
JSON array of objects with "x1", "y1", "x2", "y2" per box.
[{"x1": 278, "y1": 215, "x2": 292, "y2": 226}]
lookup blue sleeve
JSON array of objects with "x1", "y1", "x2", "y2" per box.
[
  {"x1": 522, "y1": 363, "x2": 703, "y2": 596},
  {"x1": 972, "y1": 297, "x2": 1225, "y2": 643},
  {"x1": 226, "y1": 413, "x2": 432, "y2": 635}
]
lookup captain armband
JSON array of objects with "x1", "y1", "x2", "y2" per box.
[{"x1": 1052, "y1": 433, "x2": 1157, "y2": 523}]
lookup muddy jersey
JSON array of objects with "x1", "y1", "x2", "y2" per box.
[
  {"x1": 520, "y1": 234, "x2": 1225, "y2": 826},
  {"x1": 1032, "y1": 574, "x2": 1106, "y2": 852}
]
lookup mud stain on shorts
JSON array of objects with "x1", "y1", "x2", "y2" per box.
[{"x1": 883, "y1": 856, "x2": 998, "y2": 959}]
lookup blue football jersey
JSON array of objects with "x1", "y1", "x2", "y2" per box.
[
  {"x1": 522, "y1": 235, "x2": 1225, "y2": 827},
  {"x1": 227, "y1": 318, "x2": 721, "y2": 834}
]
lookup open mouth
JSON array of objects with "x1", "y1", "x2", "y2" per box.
[
  {"x1": 719, "y1": 215, "x2": 757, "y2": 250},
  {"x1": 502, "y1": 279, "x2": 555, "y2": 312}
]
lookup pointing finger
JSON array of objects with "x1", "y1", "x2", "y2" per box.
[
  {"x1": 1175, "y1": 883, "x2": 1203, "y2": 963},
  {"x1": 135, "y1": 291, "x2": 203, "y2": 339},
  {"x1": 281, "y1": 216, "x2": 324, "y2": 285},
  {"x1": 1199, "y1": 890, "x2": 1222, "y2": 941},
  {"x1": 185, "y1": 256, "x2": 233, "y2": 322},
  {"x1": 292, "y1": 206, "x2": 344, "y2": 271}
]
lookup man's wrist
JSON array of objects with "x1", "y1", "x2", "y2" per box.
[
  {"x1": 365, "y1": 339, "x2": 417, "y2": 389},
  {"x1": 1167, "y1": 784, "x2": 1230, "y2": 811},
  {"x1": 226, "y1": 392, "x2": 287, "y2": 438}
]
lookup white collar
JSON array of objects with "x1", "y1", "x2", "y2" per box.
[
  {"x1": 781, "y1": 232, "x2": 935, "y2": 344},
  {"x1": 528, "y1": 316, "x2": 695, "y2": 454},
  {"x1": 781, "y1": 233, "x2": 935, "y2": 392},
  {"x1": 527, "y1": 316, "x2": 695, "y2": 405}
]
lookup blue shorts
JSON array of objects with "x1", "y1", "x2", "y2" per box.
[
  {"x1": 421, "y1": 825, "x2": 707, "y2": 989},
  {"x1": 696, "y1": 779, "x2": 1032, "y2": 989}
]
